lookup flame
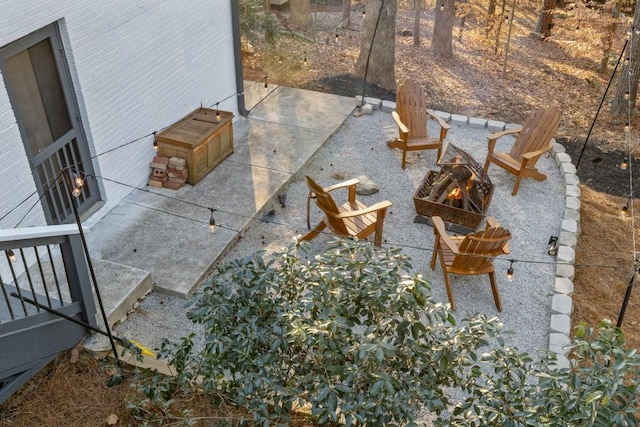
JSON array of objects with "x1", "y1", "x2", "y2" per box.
[{"x1": 447, "y1": 171, "x2": 476, "y2": 200}]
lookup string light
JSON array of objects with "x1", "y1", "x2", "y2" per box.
[
  {"x1": 71, "y1": 172, "x2": 85, "y2": 197},
  {"x1": 215, "y1": 103, "x2": 221, "y2": 123},
  {"x1": 506, "y1": 260, "x2": 514, "y2": 282},
  {"x1": 625, "y1": 90, "x2": 630, "y2": 100},
  {"x1": 264, "y1": 75, "x2": 268, "y2": 91},
  {"x1": 153, "y1": 131, "x2": 158, "y2": 152},
  {"x1": 303, "y1": 51, "x2": 308, "y2": 66},
  {"x1": 625, "y1": 121, "x2": 630, "y2": 133},
  {"x1": 209, "y1": 207, "x2": 216, "y2": 232},
  {"x1": 440, "y1": 3, "x2": 444, "y2": 11},
  {"x1": 6, "y1": 249, "x2": 17, "y2": 263},
  {"x1": 335, "y1": 33, "x2": 339, "y2": 41},
  {"x1": 547, "y1": 236, "x2": 558, "y2": 256},
  {"x1": 621, "y1": 157, "x2": 629, "y2": 170}
]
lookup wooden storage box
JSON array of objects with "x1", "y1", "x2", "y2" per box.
[{"x1": 156, "y1": 108, "x2": 234, "y2": 185}]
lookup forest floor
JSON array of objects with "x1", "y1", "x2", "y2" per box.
[{"x1": 2, "y1": 2, "x2": 640, "y2": 425}]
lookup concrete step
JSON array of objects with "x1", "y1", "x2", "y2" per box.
[{"x1": 91, "y1": 257, "x2": 152, "y2": 327}]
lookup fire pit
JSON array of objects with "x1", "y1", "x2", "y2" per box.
[{"x1": 414, "y1": 144, "x2": 494, "y2": 233}]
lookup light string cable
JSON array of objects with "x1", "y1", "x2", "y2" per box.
[
  {"x1": 82, "y1": 170, "x2": 638, "y2": 273},
  {"x1": 7, "y1": 164, "x2": 632, "y2": 275},
  {"x1": 616, "y1": 23, "x2": 640, "y2": 328},
  {"x1": 625, "y1": 24, "x2": 637, "y2": 266}
]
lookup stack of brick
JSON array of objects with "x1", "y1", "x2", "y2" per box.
[
  {"x1": 148, "y1": 156, "x2": 169, "y2": 188},
  {"x1": 164, "y1": 156, "x2": 188, "y2": 190}
]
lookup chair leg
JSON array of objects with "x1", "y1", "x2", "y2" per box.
[
  {"x1": 488, "y1": 271, "x2": 503, "y2": 312},
  {"x1": 401, "y1": 149, "x2": 408, "y2": 170},
  {"x1": 430, "y1": 239, "x2": 439, "y2": 270},
  {"x1": 301, "y1": 221, "x2": 326, "y2": 242},
  {"x1": 306, "y1": 191, "x2": 313, "y2": 229},
  {"x1": 511, "y1": 173, "x2": 524, "y2": 196},
  {"x1": 442, "y1": 269, "x2": 456, "y2": 311}
]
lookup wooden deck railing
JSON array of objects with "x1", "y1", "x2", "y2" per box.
[{"x1": 0, "y1": 224, "x2": 97, "y2": 404}]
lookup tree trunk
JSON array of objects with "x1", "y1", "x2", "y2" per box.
[
  {"x1": 342, "y1": 0, "x2": 351, "y2": 27},
  {"x1": 486, "y1": 0, "x2": 497, "y2": 37},
  {"x1": 432, "y1": 0, "x2": 455, "y2": 58},
  {"x1": 599, "y1": 0, "x2": 623, "y2": 74},
  {"x1": 290, "y1": 0, "x2": 311, "y2": 28},
  {"x1": 531, "y1": 0, "x2": 557, "y2": 38},
  {"x1": 414, "y1": 0, "x2": 421, "y2": 46},
  {"x1": 264, "y1": 0, "x2": 271, "y2": 11},
  {"x1": 611, "y1": 2, "x2": 640, "y2": 117},
  {"x1": 354, "y1": 0, "x2": 397, "y2": 90}
]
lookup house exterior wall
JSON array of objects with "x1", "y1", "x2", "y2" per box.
[{"x1": 0, "y1": 0, "x2": 239, "y2": 229}]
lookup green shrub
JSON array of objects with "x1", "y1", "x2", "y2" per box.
[{"x1": 157, "y1": 239, "x2": 502, "y2": 425}]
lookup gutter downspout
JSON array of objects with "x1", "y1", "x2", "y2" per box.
[{"x1": 231, "y1": 0, "x2": 250, "y2": 117}]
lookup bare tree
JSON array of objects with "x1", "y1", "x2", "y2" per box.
[
  {"x1": 414, "y1": 0, "x2": 422, "y2": 46},
  {"x1": 343, "y1": 0, "x2": 352, "y2": 27},
  {"x1": 531, "y1": 0, "x2": 557, "y2": 39},
  {"x1": 486, "y1": 0, "x2": 497, "y2": 37},
  {"x1": 355, "y1": 0, "x2": 397, "y2": 90},
  {"x1": 611, "y1": 2, "x2": 640, "y2": 117},
  {"x1": 290, "y1": 0, "x2": 311, "y2": 28},
  {"x1": 432, "y1": 0, "x2": 455, "y2": 57},
  {"x1": 600, "y1": 0, "x2": 624, "y2": 74}
]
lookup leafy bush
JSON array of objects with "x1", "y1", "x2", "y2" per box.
[
  {"x1": 157, "y1": 239, "x2": 502, "y2": 425},
  {"x1": 449, "y1": 320, "x2": 640, "y2": 426},
  {"x1": 146, "y1": 240, "x2": 640, "y2": 425}
]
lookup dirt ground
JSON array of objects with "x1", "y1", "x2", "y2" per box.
[{"x1": 3, "y1": 1, "x2": 640, "y2": 425}]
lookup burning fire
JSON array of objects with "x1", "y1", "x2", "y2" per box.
[{"x1": 447, "y1": 172, "x2": 476, "y2": 200}]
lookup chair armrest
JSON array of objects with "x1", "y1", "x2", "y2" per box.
[
  {"x1": 335, "y1": 200, "x2": 393, "y2": 218},
  {"x1": 427, "y1": 109, "x2": 451, "y2": 130},
  {"x1": 487, "y1": 126, "x2": 522, "y2": 141},
  {"x1": 324, "y1": 179, "x2": 360, "y2": 193},
  {"x1": 431, "y1": 216, "x2": 460, "y2": 255},
  {"x1": 521, "y1": 143, "x2": 553, "y2": 161},
  {"x1": 392, "y1": 111, "x2": 410, "y2": 135}
]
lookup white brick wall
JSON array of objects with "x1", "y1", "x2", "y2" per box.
[{"x1": 0, "y1": 0, "x2": 238, "y2": 229}]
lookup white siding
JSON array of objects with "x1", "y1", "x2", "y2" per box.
[{"x1": 0, "y1": 0, "x2": 238, "y2": 228}]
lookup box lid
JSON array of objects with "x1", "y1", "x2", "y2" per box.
[{"x1": 157, "y1": 108, "x2": 234, "y2": 148}]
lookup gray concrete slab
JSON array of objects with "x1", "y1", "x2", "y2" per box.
[{"x1": 83, "y1": 85, "x2": 355, "y2": 319}]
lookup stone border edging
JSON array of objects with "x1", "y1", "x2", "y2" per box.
[{"x1": 357, "y1": 96, "x2": 578, "y2": 369}]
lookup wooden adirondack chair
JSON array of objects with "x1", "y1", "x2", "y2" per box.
[
  {"x1": 483, "y1": 106, "x2": 561, "y2": 195},
  {"x1": 387, "y1": 79, "x2": 450, "y2": 169},
  {"x1": 302, "y1": 176, "x2": 392, "y2": 247},
  {"x1": 430, "y1": 216, "x2": 512, "y2": 312}
]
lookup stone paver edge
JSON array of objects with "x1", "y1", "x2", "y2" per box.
[{"x1": 358, "y1": 97, "x2": 577, "y2": 370}]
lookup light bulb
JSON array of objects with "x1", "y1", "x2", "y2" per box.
[
  {"x1": 303, "y1": 53, "x2": 308, "y2": 65},
  {"x1": 440, "y1": 3, "x2": 444, "y2": 11},
  {"x1": 625, "y1": 122, "x2": 630, "y2": 132},
  {"x1": 209, "y1": 208, "x2": 216, "y2": 232},
  {"x1": 153, "y1": 140, "x2": 159, "y2": 152},
  {"x1": 6, "y1": 249, "x2": 16, "y2": 262},
  {"x1": 335, "y1": 33, "x2": 339, "y2": 41},
  {"x1": 263, "y1": 76, "x2": 268, "y2": 91},
  {"x1": 625, "y1": 90, "x2": 630, "y2": 100},
  {"x1": 621, "y1": 157, "x2": 629, "y2": 170},
  {"x1": 72, "y1": 187, "x2": 82, "y2": 197},
  {"x1": 507, "y1": 267, "x2": 513, "y2": 282}
]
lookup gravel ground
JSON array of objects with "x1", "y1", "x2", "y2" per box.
[{"x1": 115, "y1": 107, "x2": 565, "y2": 419}]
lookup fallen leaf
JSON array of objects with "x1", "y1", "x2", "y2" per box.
[{"x1": 70, "y1": 348, "x2": 79, "y2": 364}]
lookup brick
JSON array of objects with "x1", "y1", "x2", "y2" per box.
[
  {"x1": 152, "y1": 168, "x2": 167, "y2": 178},
  {"x1": 149, "y1": 162, "x2": 168, "y2": 170},
  {"x1": 148, "y1": 179, "x2": 163, "y2": 188},
  {"x1": 153, "y1": 156, "x2": 169, "y2": 165},
  {"x1": 163, "y1": 180, "x2": 184, "y2": 190},
  {"x1": 168, "y1": 157, "x2": 186, "y2": 167},
  {"x1": 168, "y1": 176, "x2": 186, "y2": 183},
  {"x1": 381, "y1": 100, "x2": 396, "y2": 113}
]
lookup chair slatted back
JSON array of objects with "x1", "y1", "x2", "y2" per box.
[
  {"x1": 396, "y1": 79, "x2": 429, "y2": 139},
  {"x1": 305, "y1": 176, "x2": 349, "y2": 235},
  {"x1": 450, "y1": 226, "x2": 512, "y2": 272},
  {"x1": 509, "y1": 106, "x2": 561, "y2": 161}
]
